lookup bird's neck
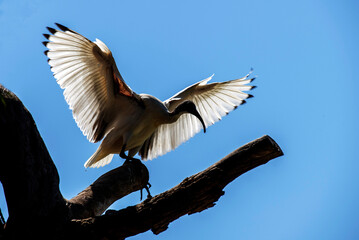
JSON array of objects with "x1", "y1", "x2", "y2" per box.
[{"x1": 167, "y1": 109, "x2": 184, "y2": 124}]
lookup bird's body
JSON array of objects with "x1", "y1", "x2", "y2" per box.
[
  {"x1": 87, "y1": 94, "x2": 181, "y2": 167},
  {"x1": 44, "y1": 23, "x2": 255, "y2": 168}
]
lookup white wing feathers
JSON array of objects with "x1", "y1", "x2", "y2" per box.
[
  {"x1": 140, "y1": 72, "x2": 255, "y2": 160},
  {"x1": 44, "y1": 24, "x2": 256, "y2": 168},
  {"x1": 44, "y1": 23, "x2": 136, "y2": 143}
]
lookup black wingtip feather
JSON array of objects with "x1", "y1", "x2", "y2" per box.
[
  {"x1": 241, "y1": 100, "x2": 247, "y2": 105},
  {"x1": 44, "y1": 50, "x2": 49, "y2": 56},
  {"x1": 42, "y1": 41, "x2": 49, "y2": 47},
  {"x1": 247, "y1": 94, "x2": 254, "y2": 99},
  {"x1": 55, "y1": 23, "x2": 69, "y2": 31},
  {"x1": 47, "y1": 27, "x2": 57, "y2": 34},
  {"x1": 251, "y1": 86, "x2": 257, "y2": 90},
  {"x1": 43, "y1": 34, "x2": 50, "y2": 39}
]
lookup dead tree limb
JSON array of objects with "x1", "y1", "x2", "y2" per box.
[
  {"x1": 0, "y1": 84, "x2": 283, "y2": 239},
  {"x1": 67, "y1": 160, "x2": 149, "y2": 219},
  {"x1": 67, "y1": 135, "x2": 283, "y2": 239},
  {"x1": 0, "y1": 84, "x2": 149, "y2": 239}
]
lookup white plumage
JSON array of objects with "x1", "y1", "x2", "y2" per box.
[{"x1": 44, "y1": 23, "x2": 255, "y2": 168}]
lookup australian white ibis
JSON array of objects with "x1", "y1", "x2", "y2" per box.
[{"x1": 43, "y1": 23, "x2": 255, "y2": 168}]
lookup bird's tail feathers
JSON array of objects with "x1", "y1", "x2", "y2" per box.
[{"x1": 84, "y1": 147, "x2": 114, "y2": 168}]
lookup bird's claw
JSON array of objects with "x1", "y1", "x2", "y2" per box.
[{"x1": 140, "y1": 182, "x2": 152, "y2": 201}]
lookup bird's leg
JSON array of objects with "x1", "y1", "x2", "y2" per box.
[
  {"x1": 140, "y1": 182, "x2": 152, "y2": 200},
  {"x1": 120, "y1": 144, "x2": 141, "y2": 164},
  {"x1": 120, "y1": 145, "x2": 152, "y2": 200},
  {"x1": 145, "y1": 182, "x2": 152, "y2": 198}
]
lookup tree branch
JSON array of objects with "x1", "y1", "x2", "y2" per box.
[
  {"x1": 0, "y1": 84, "x2": 68, "y2": 237},
  {"x1": 67, "y1": 161, "x2": 149, "y2": 219},
  {"x1": 67, "y1": 135, "x2": 283, "y2": 239},
  {"x1": 0, "y1": 84, "x2": 149, "y2": 238},
  {"x1": 0, "y1": 84, "x2": 283, "y2": 239}
]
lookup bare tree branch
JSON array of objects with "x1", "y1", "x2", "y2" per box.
[
  {"x1": 0, "y1": 84, "x2": 283, "y2": 240},
  {"x1": 0, "y1": 84, "x2": 68, "y2": 238},
  {"x1": 66, "y1": 135, "x2": 283, "y2": 239},
  {"x1": 67, "y1": 160, "x2": 149, "y2": 219},
  {"x1": 0, "y1": 84, "x2": 149, "y2": 238}
]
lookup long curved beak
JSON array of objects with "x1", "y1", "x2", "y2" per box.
[{"x1": 192, "y1": 110, "x2": 206, "y2": 133}]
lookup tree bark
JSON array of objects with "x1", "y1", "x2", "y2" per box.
[
  {"x1": 67, "y1": 160, "x2": 150, "y2": 219},
  {"x1": 67, "y1": 135, "x2": 283, "y2": 240},
  {"x1": 0, "y1": 84, "x2": 283, "y2": 239}
]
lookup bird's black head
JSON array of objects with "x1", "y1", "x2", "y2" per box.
[{"x1": 174, "y1": 101, "x2": 206, "y2": 133}]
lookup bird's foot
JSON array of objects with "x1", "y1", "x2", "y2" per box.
[
  {"x1": 140, "y1": 182, "x2": 152, "y2": 201},
  {"x1": 120, "y1": 144, "x2": 142, "y2": 164}
]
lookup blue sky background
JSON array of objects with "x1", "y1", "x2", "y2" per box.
[{"x1": 1, "y1": 0, "x2": 358, "y2": 239}]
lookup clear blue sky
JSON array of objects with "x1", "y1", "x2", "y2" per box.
[{"x1": 1, "y1": 0, "x2": 358, "y2": 239}]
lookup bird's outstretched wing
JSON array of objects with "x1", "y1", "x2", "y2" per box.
[
  {"x1": 140, "y1": 72, "x2": 256, "y2": 160},
  {"x1": 44, "y1": 23, "x2": 142, "y2": 143}
]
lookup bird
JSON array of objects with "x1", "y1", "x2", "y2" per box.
[{"x1": 43, "y1": 23, "x2": 256, "y2": 169}]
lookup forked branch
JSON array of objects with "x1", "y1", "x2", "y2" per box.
[
  {"x1": 66, "y1": 135, "x2": 283, "y2": 239},
  {"x1": 0, "y1": 84, "x2": 283, "y2": 240}
]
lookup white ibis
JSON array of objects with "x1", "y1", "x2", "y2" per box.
[{"x1": 43, "y1": 23, "x2": 255, "y2": 168}]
